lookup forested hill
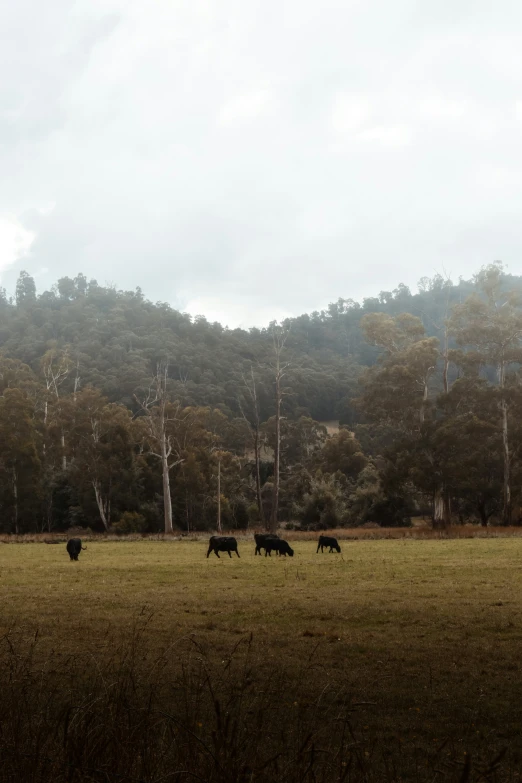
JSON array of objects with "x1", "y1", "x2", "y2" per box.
[
  {"x1": 3, "y1": 269, "x2": 520, "y2": 424},
  {"x1": 2, "y1": 264, "x2": 522, "y2": 534}
]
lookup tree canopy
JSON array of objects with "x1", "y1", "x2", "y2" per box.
[{"x1": 1, "y1": 264, "x2": 522, "y2": 532}]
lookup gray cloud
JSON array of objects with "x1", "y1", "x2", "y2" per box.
[{"x1": 2, "y1": 0, "x2": 522, "y2": 326}]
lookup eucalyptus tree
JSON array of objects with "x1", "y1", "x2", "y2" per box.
[
  {"x1": 237, "y1": 365, "x2": 266, "y2": 526},
  {"x1": 267, "y1": 324, "x2": 292, "y2": 533},
  {"x1": 450, "y1": 264, "x2": 522, "y2": 525},
  {"x1": 0, "y1": 388, "x2": 40, "y2": 533},
  {"x1": 62, "y1": 387, "x2": 135, "y2": 531},
  {"x1": 357, "y1": 312, "x2": 446, "y2": 524},
  {"x1": 134, "y1": 363, "x2": 182, "y2": 534}
]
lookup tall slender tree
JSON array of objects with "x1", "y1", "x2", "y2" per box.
[
  {"x1": 135, "y1": 364, "x2": 184, "y2": 533},
  {"x1": 268, "y1": 325, "x2": 291, "y2": 533},
  {"x1": 238, "y1": 366, "x2": 266, "y2": 527},
  {"x1": 450, "y1": 264, "x2": 522, "y2": 525}
]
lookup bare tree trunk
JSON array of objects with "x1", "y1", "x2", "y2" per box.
[
  {"x1": 253, "y1": 425, "x2": 265, "y2": 529},
  {"x1": 135, "y1": 364, "x2": 180, "y2": 534},
  {"x1": 93, "y1": 480, "x2": 111, "y2": 531},
  {"x1": 161, "y1": 429, "x2": 174, "y2": 534},
  {"x1": 42, "y1": 350, "x2": 72, "y2": 471},
  {"x1": 61, "y1": 432, "x2": 67, "y2": 471},
  {"x1": 433, "y1": 488, "x2": 445, "y2": 529},
  {"x1": 433, "y1": 486, "x2": 451, "y2": 529}
]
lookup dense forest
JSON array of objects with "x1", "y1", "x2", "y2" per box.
[{"x1": 1, "y1": 262, "x2": 522, "y2": 533}]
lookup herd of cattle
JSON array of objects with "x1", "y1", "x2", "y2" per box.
[{"x1": 66, "y1": 533, "x2": 342, "y2": 560}]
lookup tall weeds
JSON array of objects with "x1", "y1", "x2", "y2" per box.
[{"x1": 0, "y1": 621, "x2": 518, "y2": 782}]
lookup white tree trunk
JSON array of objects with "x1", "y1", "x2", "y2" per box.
[
  {"x1": 433, "y1": 486, "x2": 451, "y2": 528},
  {"x1": 136, "y1": 363, "x2": 177, "y2": 534},
  {"x1": 93, "y1": 480, "x2": 110, "y2": 531},
  {"x1": 254, "y1": 426, "x2": 265, "y2": 528},
  {"x1": 433, "y1": 488, "x2": 444, "y2": 528},
  {"x1": 161, "y1": 434, "x2": 174, "y2": 534}
]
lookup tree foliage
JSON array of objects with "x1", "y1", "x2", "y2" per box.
[{"x1": 0, "y1": 266, "x2": 521, "y2": 531}]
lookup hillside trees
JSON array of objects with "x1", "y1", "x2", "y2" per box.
[
  {"x1": 450, "y1": 264, "x2": 522, "y2": 525},
  {"x1": 354, "y1": 265, "x2": 522, "y2": 527},
  {"x1": 237, "y1": 366, "x2": 266, "y2": 527},
  {"x1": 134, "y1": 364, "x2": 182, "y2": 534},
  {"x1": 0, "y1": 388, "x2": 40, "y2": 533},
  {"x1": 268, "y1": 325, "x2": 291, "y2": 533},
  {"x1": 357, "y1": 312, "x2": 447, "y2": 522},
  {"x1": 0, "y1": 266, "x2": 521, "y2": 532},
  {"x1": 63, "y1": 388, "x2": 135, "y2": 531}
]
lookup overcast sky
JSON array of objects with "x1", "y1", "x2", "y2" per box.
[{"x1": 2, "y1": 0, "x2": 522, "y2": 327}]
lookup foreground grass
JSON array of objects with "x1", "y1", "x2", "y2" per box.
[{"x1": 1, "y1": 537, "x2": 522, "y2": 781}]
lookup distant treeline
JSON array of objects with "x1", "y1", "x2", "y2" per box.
[{"x1": 0, "y1": 263, "x2": 521, "y2": 533}]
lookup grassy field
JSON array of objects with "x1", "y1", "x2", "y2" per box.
[{"x1": 1, "y1": 536, "x2": 522, "y2": 781}]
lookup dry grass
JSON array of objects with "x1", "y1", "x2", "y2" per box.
[
  {"x1": 1, "y1": 537, "x2": 522, "y2": 780},
  {"x1": 4, "y1": 523, "x2": 522, "y2": 546}
]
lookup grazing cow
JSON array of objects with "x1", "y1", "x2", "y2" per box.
[
  {"x1": 254, "y1": 532, "x2": 280, "y2": 556},
  {"x1": 316, "y1": 535, "x2": 341, "y2": 554},
  {"x1": 206, "y1": 536, "x2": 240, "y2": 559},
  {"x1": 66, "y1": 538, "x2": 86, "y2": 561},
  {"x1": 265, "y1": 538, "x2": 294, "y2": 557}
]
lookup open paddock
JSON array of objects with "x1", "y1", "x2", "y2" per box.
[{"x1": 1, "y1": 536, "x2": 522, "y2": 781}]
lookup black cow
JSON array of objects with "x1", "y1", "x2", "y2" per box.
[
  {"x1": 206, "y1": 536, "x2": 240, "y2": 559},
  {"x1": 66, "y1": 538, "x2": 86, "y2": 561},
  {"x1": 316, "y1": 535, "x2": 341, "y2": 553},
  {"x1": 254, "y1": 532, "x2": 280, "y2": 555},
  {"x1": 265, "y1": 538, "x2": 294, "y2": 557}
]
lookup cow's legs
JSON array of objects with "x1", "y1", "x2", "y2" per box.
[
  {"x1": 227, "y1": 550, "x2": 232, "y2": 558},
  {"x1": 235, "y1": 550, "x2": 240, "y2": 557},
  {"x1": 316, "y1": 542, "x2": 320, "y2": 553},
  {"x1": 206, "y1": 546, "x2": 213, "y2": 558}
]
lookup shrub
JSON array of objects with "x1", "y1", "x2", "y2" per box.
[
  {"x1": 298, "y1": 472, "x2": 347, "y2": 530},
  {"x1": 112, "y1": 512, "x2": 148, "y2": 534}
]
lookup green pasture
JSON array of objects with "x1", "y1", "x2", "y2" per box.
[{"x1": 1, "y1": 537, "x2": 522, "y2": 779}]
